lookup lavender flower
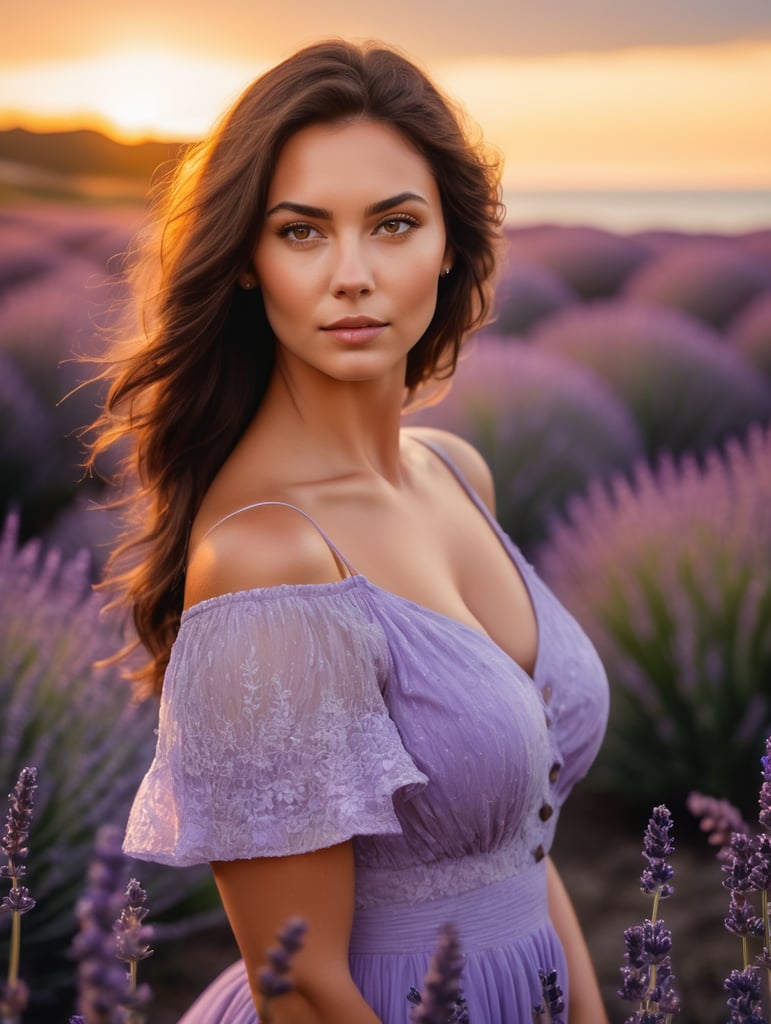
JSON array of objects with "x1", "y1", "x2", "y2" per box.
[
  {"x1": 723, "y1": 833, "x2": 759, "y2": 895},
  {"x1": 749, "y1": 835, "x2": 771, "y2": 893},
  {"x1": 687, "y1": 792, "x2": 752, "y2": 857},
  {"x1": 725, "y1": 892, "x2": 764, "y2": 939},
  {"x1": 0, "y1": 888, "x2": 35, "y2": 916},
  {"x1": 113, "y1": 879, "x2": 154, "y2": 1024},
  {"x1": 409, "y1": 924, "x2": 468, "y2": 1024},
  {"x1": 532, "y1": 967, "x2": 565, "y2": 1024},
  {"x1": 0, "y1": 768, "x2": 37, "y2": 881},
  {"x1": 724, "y1": 966, "x2": 766, "y2": 1023},
  {"x1": 257, "y1": 917, "x2": 307, "y2": 1023},
  {"x1": 618, "y1": 808, "x2": 680, "y2": 1021},
  {"x1": 1, "y1": 767, "x2": 38, "y2": 1024},
  {"x1": 114, "y1": 880, "x2": 154, "y2": 965},
  {"x1": 760, "y1": 739, "x2": 771, "y2": 833},
  {"x1": 71, "y1": 825, "x2": 133, "y2": 1024},
  {"x1": 641, "y1": 805, "x2": 675, "y2": 901}
]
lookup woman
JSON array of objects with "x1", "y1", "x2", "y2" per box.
[{"x1": 95, "y1": 39, "x2": 610, "y2": 1023}]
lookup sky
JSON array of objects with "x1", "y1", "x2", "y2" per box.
[{"x1": 2, "y1": 1, "x2": 771, "y2": 189}]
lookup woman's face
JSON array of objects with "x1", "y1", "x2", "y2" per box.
[{"x1": 251, "y1": 118, "x2": 451, "y2": 386}]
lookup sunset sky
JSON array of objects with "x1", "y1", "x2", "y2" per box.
[{"x1": 2, "y1": 1, "x2": 771, "y2": 189}]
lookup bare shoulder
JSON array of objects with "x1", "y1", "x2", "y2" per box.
[
  {"x1": 184, "y1": 502, "x2": 346, "y2": 610},
  {"x1": 404, "y1": 425, "x2": 496, "y2": 514}
]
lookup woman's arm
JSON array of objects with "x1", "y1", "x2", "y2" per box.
[
  {"x1": 546, "y1": 856, "x2": 609, "y2": 1024},
  {"x1": 212, "y1": 841, "x2": 381, "y2": 1023}
]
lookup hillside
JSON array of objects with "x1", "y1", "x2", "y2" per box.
[{"x1": 0, "y1": 127, "x2": 187, "y2": 180}]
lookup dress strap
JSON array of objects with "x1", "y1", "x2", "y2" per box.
[
  {"x1": 411, "y1": 435, "x2": 499, "y2": 528},
  {"x1": 197, "y1": 501, "x2": 357, "y2": 576}
]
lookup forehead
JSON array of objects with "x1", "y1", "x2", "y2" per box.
[{"x1": 267, "y1": 119, "x2": 440, "y2": 206}]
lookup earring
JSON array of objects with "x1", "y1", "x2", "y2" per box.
[
  {"x1": 441, "y1": 267, "x2": 451, "y2": 277},
  {"x1": 240, "y1": 279, "x2": 256, "y2": 291}
]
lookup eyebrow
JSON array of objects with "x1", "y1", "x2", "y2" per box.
[{"x1": 265, "y1": 191, "x2": 429, "y2": 219}]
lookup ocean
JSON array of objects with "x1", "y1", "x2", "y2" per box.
[{"x1": 502, "y1": 188, "x2": 771, "y2": 234}]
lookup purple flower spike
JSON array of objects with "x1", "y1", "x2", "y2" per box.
[
  {"x1": 619, "y1": 808, "x2": 680, "y2": 1021},
  {"x1": 724, "y1": 965, "x2": 766, "y2": 1023},
  {"x1": 72, "y1": 824, "x2": 134, "y2": 1022},
  {"x1": 722, "y1": 833, "x2": 758, "y2": 893},
  {"x1": 257, "y1": 916, "x2": 307, "y2": 1016},
  {"x1": 0, "y1": 884, "x2": 36, "y2": 915},
  {"x1": 0, "y1": 767, "x2": 38, "y2": 880},
  {"x1": 410, "y1": 924, "x2": 468, "y2": 1024},
  {"x1": 640, "y1": 805, "x2": 675, "y2": 898},
  {"x1": 640, "y1": 919, "x2": 673, "y2": 964},
  {"x1": 114, "y1": 878, "x2": 154, "y2": 964},
  {"x1": 748, "y1": 833, "x2": 771, "y2": 891},
  {"x1": 687, "y1": 792, "x2": 752, "y2": 855},
  {"x1": 760, "y1": 739, "x2": 771, "y2": 832},
  {"x1": 725, "y1": 892, "x2": 765, "y2": 938},
  {"x1": 532, "y1": 967, "x2": 565, "y2": 1024}
]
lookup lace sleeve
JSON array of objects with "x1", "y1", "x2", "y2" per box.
[{"x1": 123, "y1": 585, "x2": 428, "y2": 866}]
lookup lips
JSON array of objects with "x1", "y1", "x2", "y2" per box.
[
  {"x1": 322, "y1": 316, "x2": 386, "y2": 330},
  {"x1": 321, "y1": 316, "x2": 388, "y2": 344}
]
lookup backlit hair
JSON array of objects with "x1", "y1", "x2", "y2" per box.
[{"x1": 88, "y1": 38, "x2": 504, "y2": 696}]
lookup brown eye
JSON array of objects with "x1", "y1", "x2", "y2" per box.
[
  {"x1": 290, "y1": 224, "x2": 311, "y2": 240},
  {"x1": 382, "y1": 219, "x2": 402, "y2": 234}
]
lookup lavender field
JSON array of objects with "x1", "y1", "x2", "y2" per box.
[{"x1": 2, "y1": 199, "x2": 771, "y2": 1022}]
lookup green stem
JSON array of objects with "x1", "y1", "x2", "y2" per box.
[
  {"x1": 7, "y1": 880, "x2": 20, "y2": 989},
  {"x1": 651, "y1": 886, "x2": 661, "y2": 925},
  {"x1": 742, "y1": 933, "x2": 750, "y2": 970}
]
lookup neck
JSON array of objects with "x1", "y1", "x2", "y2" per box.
[{"x1": 250, "y1": 358, "x2": 409, "y2": 485}]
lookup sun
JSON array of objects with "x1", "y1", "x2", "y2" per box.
[{"x1": 0, "y1": 47, "x2": 264, "y2": 142}]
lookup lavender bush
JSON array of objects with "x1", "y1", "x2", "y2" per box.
[
  {"x1": 0, "y1": 352, "x2": 70, "y2": 529},
  {"x1": 504, "y1": 225, "x2": 651, "y2": 300},
  {"x1": 729, "y1": 291, "x2": 771, "y2": 379},
  {"x1": 533, "y1": 300, "x2": 771, "y2": 459},
  {"x1": 404, "y1": 337, "x2": 643, "y2": 552},
  {"x1": 537, "y1": 422, "x2": 771, "y2": 810},
  {"x1": 0, "y1": 221, "x2": 62, "y2": 294},
  {"x1": 623, "y1": 241, "x2": 770, "y2": 329},
  {"x1": 0, "y1": 514, "x2": 218, "y2": 1016},
  {"x1": 482, "y1": 257, "x2": 575, "y2": 338}
]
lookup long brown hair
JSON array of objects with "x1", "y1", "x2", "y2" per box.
[{"x1": 89, "y1": 38, "x2": 504, "y2": 697}]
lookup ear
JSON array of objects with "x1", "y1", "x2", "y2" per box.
[{"x1": 441, "y1": 242, "x2": 455, "y2": 277}]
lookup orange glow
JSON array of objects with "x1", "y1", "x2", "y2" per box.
[
  {"x1": 0, "y1": 41, "x2": 769, "y2": 187},
  {"x1": 0, "y1": 47, "x2": 261, "y2": 143},
  {"x1": 436, "y1": 41, "x2": 771, "y2": 189}
]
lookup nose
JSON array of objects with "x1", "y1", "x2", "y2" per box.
[{"x1": 330, "y1": 235, "x2": 375, "y2": 298}]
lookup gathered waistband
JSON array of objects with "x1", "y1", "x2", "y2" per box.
[{"x1": 348, "y1": 860, "x2": 547, "y2": 955}]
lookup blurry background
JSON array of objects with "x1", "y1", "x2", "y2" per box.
[{"x1": 1, "y1": 3, "x2": 770, "y2": 1022}]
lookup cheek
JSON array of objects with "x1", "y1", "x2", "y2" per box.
[{"x1": 396, "y1": 261, "x2": 442, "y2": 324}]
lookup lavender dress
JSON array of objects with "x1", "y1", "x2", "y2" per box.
[{"x1": 123, "y1": 441, "x2": 609, "y2": 1023}]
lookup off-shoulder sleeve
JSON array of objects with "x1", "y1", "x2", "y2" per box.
[{"x1": 123, "y1": 585, "x2": 428, "y2": 867}]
